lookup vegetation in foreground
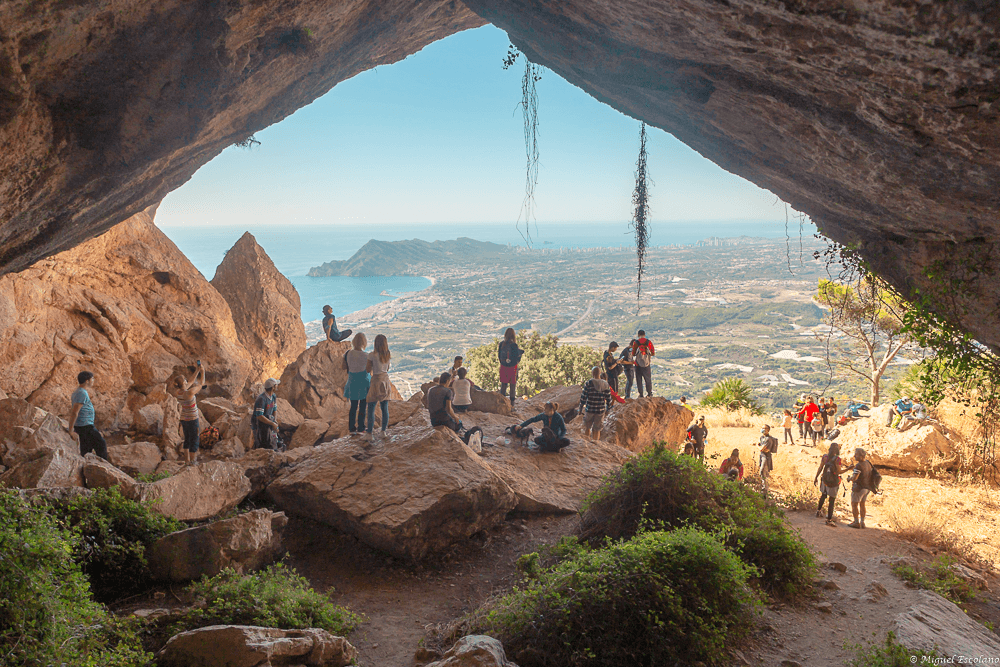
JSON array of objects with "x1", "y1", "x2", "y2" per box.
[
  {"x1": 890, "y1": 555, "x2": 977, "y2": 605},
  {"x1": 580, "y1": 443, "x2": 816, "y2": 599},
  {"x1": 846, "y1": 631, "x2": 938, "y2": 667}
]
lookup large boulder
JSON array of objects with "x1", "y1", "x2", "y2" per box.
[
  {"x1": 156, "y1": 625, "x2": 357, "y2": 667},
  {"x1": 1, "y1": 411, "x2": 78, "y2": 469},
  {"x1": 0, "y1": 397, "x2": 35, "y2": 447},
  {"x1": 211, "y1": 232, "x2": 307, "y2": 387},
  {"x1": 148, "y1": 509, "x2": 288, "y2": 582},
  {"x1": 479, "y1": 436, "x2": 634, "y2": 514},
  {"x1": 278, "y1": 340, "x2": 352, "y2": 421},
  {"x1": 427, "y1": 636, "x2": 518, "y2": 667},
  {"x1": 130, "y1": 460, "x2": 251, "y2": 521},
  {"x1": 267, "y1": 427, "x2": 517, "y2": 559},
  {"x1": 82, "y1": 453, "x2": 139, "y2": 493},
  {"x1": 290, "y1": 420, "x2": 331, "y2": 450},
  {"x1": 527, "y1": 386, "x2": 584, "y2": 418},
  {"x1": 201, "y1": 437, "x2": 246, "y2": 461},
  {"x1": 200, "y1": 397, "x2": 240, "y2": 424},
  {"x1": 232, "y1": 448, "x2": 312, "y2": 498},
  {"x1": 107, "y1": 442, "x2": 163, "y2": 476},
  {"x1": 276, "y1": 397, "x2": 306, "y2": 430},
  {"x1": 891, "y1": 591, "x2": 1000, "y2": 659},
  {"x1": 0, "y1": 212, "x2": 252, "y2": 428},
  {"x1": 600, "y1": 398, "x2": 693, "y2": 452},
  {"x1": 834, "y1": 416, "x2": 961, "y2": 471},
  {"x1": 0, "y1": 449, "x2": 85, "y2": 488}
]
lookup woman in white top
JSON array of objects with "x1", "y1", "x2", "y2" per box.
[
  {"x1": 365, "y1": 334, "x2": 392, "y2": 440},
  {"x1": 343, "y1": 333, "x2": 370, "y2": 434},
  {"x1": 452, "y1": 367, "x2": 473, "y2": 412}
]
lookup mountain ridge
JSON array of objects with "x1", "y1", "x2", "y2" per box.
[{"x1": 307, "y1": 237, "x2": 510, "y2": 276}]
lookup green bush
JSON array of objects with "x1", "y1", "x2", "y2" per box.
[
  {"x1": 580, "y1": 445, "x2": 815, "y2": 598},
  {"x1": 700, "y1": 378, "x2": 764, "y2": 413},
  {"x1": 471, "y1": 528, "x2": 759, "y2": 667},
  {"x1": 465, "y1": 330, "x2": 600, "y2": 397},
  {"x1": 847, "y1": 631, "x2": 938, "y2": 666},
  {"x1": 44, "y1": 487, "x2": 183, "y2": 602},
  {"x1": 0, "y1": 490, "x2": 152, "y2": 667},
  {"x1": 891, "y1": 555, "x2": 976, "y2": 604},
  {"x1": 167, "y1": 563, "x2": 362, "y2": 641}
]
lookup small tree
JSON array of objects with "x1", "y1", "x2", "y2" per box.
[
  {"x1": 464, "y1": 330, "x2": 600, "y2": 398},
  {"x1": 816, "y1": 277, "x2": 912, "y2": 406}
]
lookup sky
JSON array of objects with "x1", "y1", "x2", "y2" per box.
[{"x1": 157, "y1": 25, "x2": 787, "y2": 227}]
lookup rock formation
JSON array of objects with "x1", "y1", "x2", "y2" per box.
[
  {"x1": 891, "y1": 590, "x2": 1000, "y2": 659},
  {"x1": 425, "y1": 635, "x2": 517, "y2": 667},
  {"x1": 148, "y1": 509, "x2": 288, "y2": 582},
  {"x1": 156, "y1": 626, "x2": 357, "y2": 667},
  {"x1": 211, "y1": 232, "x2": 307, "y2": 386},
  {"x1": 266, "y1": 427, "x2": 517, "y2": 559},
  {"x1": 130, "y1": 460, "x2": 252, "y2": 522},
  {"x1": 0, "y1": 211, "x2": 252, "y2": 428},
  {"x1": 2, "y1": 2, "x2": 1000, "y2": 352},
  {"x1": 835, "y1": 407, "x2": 961, "y2": 471},
  {"x1": 600, "y1": 398, "x2": 693, "y2": 453}
]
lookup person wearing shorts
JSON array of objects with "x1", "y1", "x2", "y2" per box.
[
  {"x1": 68, "y1": 371, "x2": 109, "y2": 460},
  {"x1": 848, "y1": 448, "x2": 873, "y2": 528},
  {"x1": 176, "y1": 363, "x2": 205, "y2": 465},
  {"x1": 579, "y1": 366, "x2": 612, "y2": 440}
]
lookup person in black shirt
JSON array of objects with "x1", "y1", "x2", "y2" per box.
[
  {"x1": 618, "y1": 339, "x2": 637, "y2": 399},
  {"x1": 602, "y1": 342, "x2": 623, "y2": 395},
  {"x1": 322, "y1": 305, "x2": 352, "y2": 342}
]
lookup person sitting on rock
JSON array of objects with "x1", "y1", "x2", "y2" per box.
[
  {"x1": 579, "y1": 366, "x2": 612, "y2": 441},
  {"x1": 427, "y1": 372, "x2": 462, "y2": 434},
  {"x1": 68, "y1": 371, "x2": 109, "y2": 461},
  {"x1": 252, "y1": 378, "x2": 281, "y2": 450},
  {"x1": 719, "y1": 448, "x2": 744, "y2": 481},
  {"x1": 519, "y1": 401, "x2": 570, "y2": 453},
  {"x1": 176, "y1": 362, "x2": 206, "y2": 466},
  {"x1": 452, "y1": 368, "x2": 473, "y2": 413},
  {"x1": 897, "y1": 399, "x2": 927, "y2": 432},
  {"x1": 322, "y1": 305, "x2": 352, "y2": 343},
  {"x1": 444, "y1": 356, "x2": 463, "y2": 387}
]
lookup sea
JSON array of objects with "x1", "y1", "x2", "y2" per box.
[{"x1": 161, "y1": 220, "x2": 816, "y2": 323}]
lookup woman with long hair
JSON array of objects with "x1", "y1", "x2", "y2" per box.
[
  {"x1": 814, "y1": 441, "x2": 846, "y2": 527},
  {"x1": 365, "y1": 334, "x2": 392, "y2": 441},
  {"x1": 344, "y1": 333, "x2": 370, "y2": 435},
  {"x1": 497, "y1": 328, "x2": 523, "y2": 407}
]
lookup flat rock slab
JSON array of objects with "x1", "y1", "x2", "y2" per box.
[
  {"x1": 267, "y1": 426, "x2": 516, "y2": 559},
  {"x1": 107, "y1": 441, "x2": 162, "y2": 476},
  {"x1": 479, "y1": 437, "x2": 633, "y2": 513},
  {"x1": 157, "y1": 625, "x2": 357, "y2": 667},
  {"x1": 131, "y1": 460, "x2": 251, "y2": 521},
  {"x1": 891, "y1": 590, "x2": 1000, "y2": 659},
  {"x1": 149, "y1": 509, "x2": 287, "y2": 582}
]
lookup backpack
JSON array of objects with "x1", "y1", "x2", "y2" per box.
[
  {"x1": 199, "y1": 426, "x2": 220, "y2": 448},
  {"x1": 501, "y1": 342, "x2": 523, "y2": 366},
  {"x1": 768, "y1": 435, "x2": 778, "y2": 454},
  {"x1": 811, "y1": 415, "x2": 823, "y2": 430},
  {"x1": 821, "y1": 455, "x2": 840, "y2": 487},
  {"x1": 463, "y1": 426, "x2": 484, "y2": 453},
  {"x1": 867, "y1": 462, "x2": 882, "y2": 494}
]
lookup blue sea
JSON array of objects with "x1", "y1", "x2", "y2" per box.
[{"x1": 161, "y1": 220, "x2": 815, "y2": 322}]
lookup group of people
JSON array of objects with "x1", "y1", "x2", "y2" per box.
[
  {"x1": 886, "y1": 396, "x2": 927, "y2": 431},
  {"x1": 713, "y1": 422, "x2": 779, "y2": 495},
  {"x1": 601, "y1": 332, "x2": 656, "y2": 399},
  {"x1": 781, "y1": 395, "x2": 839, "y2": 446},
  {"x1": 814, "y1": 442, "x2": 879, "y2": 529}
]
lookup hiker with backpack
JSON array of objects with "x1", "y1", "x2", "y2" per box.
[
  {"x1": 343, "y1": 333, "x2": 370, "y2": 435},
  {"x1": 757, "y1": 424, "x2": 778, "y2": 496},
  {"x1": 814, "y1": 441, "x2": 847, "y2": 527},
  {"x1": 498, "y1": 328, "x2": 524, "y2": 407},
  {"x1": 687, "y1": 416, "x2": 708, "y2": 461},
  {"x1": 793, "y1": 395, "x2": 806, "y2": 439},
  {"x1": 519, "y1": 402, "x2": 571, "y2": 453},
  {"x1": 618, "y1": 339, "x2": 637, "y2": 399},
  {"x1": 719, "y1": 448, "x2": 744, "y2": 481},
  {"x1": 603, "y1": 342, "x2": 623, "y2": 395},
  {"x1": 632, "y1": 330, "x2": 655, "y2": 397},
  {"x1": 579, "y1": 366, "x2": 613, "y2": 440},
  {"x1": 847, "y1": 447, "x2": 880, "y2": 528}
]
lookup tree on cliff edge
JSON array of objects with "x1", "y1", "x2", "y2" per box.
[{"x1": 815, "y1": 278, "x2": 913, "y2": 406}]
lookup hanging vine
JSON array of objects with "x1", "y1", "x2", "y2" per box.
[
  {"x1": 630, "y1": 122, "x2": 650, "y2": 304},
  {"x1": 504, "y1": 45, "x2": 542, "y2": 246}
]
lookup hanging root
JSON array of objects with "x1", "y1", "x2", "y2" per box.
[
  {"x1": 516, "y1": 59, "x2": 542, "y2": 246},
  {"x1": 631, "y1": 122, "x2": 650, "y2": 305}
]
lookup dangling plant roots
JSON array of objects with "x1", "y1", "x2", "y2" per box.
[
  {"x1": 631, "y1": 122, "x2": 650, "y2": 304},
  {"x1": 517, "y1": 59, "x2": 542, "y2": 246}
]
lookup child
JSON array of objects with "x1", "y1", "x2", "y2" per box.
[
  {"x1": 719, "y1": 448, "x2": 744, "y2": 481},
  {"x1": 781, "y1": 409, "x2": 794, "y2": 444}
]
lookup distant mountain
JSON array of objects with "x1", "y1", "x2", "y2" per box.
[{"x1": 307, "y1": 237, "x2": 510, "y2": 277}]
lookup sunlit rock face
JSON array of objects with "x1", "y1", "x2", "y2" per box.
[{"x1": 2, "y1": 1, "x2": 1000, "y2": 346}]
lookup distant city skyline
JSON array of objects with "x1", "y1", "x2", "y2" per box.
[{"x1": 158, "y1": 25, "x2": 794, "y2": 228}]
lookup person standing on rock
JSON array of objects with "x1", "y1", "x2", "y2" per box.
[
  {"x1": 176, "y1": 362, "x2": 206, "y2": 465},
  {"x1": 498, "y1": 328, "x2": 523, "y2": 407},
  {"x1": 618, "y1": 339, "x2": 637, "y2": 399},
  {"x1": 427, "y1": 372, "x2": 462, "y2": 433},
  {"x1": 603, "y1": 342, "x2": 623, "y2": 396},
  {"x1": 814, "y1": 441, "x2": 846, "y2": 527},
  {"x1": 365, "y1": 334, "x2": 392, "y2": 441},
  {"x1": 632, "y1": 330, "x2": 655, "y2": 397},
  {"x1": 579, "y1": 366, "x2": 612, "y2": 441},
  {"x1": 68, "y1": 371, "x2": 109, "y2": 460},
  {"x1": 344, "y1": 333, "x2": 370, "y2": 435},
  {"x1": 252, "y1": 378, "x2": 281, "y2": 450},
  {"x1": 847, "y1": 447, "x2": 873, "y2": 529},
  {"x1": 322, "y1": 305, "x2": 352, "y2": 343}
]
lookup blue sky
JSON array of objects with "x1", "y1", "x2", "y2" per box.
[{"x1": 157, "y1": 25, "x2": 786, "y2": 227}]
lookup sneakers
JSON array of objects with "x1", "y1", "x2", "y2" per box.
[
  {"x1": 826, "y1": 519, "x2": 837, "y2": 527},
  {"x1": 847, "y1": 522, "x2": 861, "y2": 529}
]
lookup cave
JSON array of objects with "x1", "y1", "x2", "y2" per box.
[{"x1": 1, "y1": 0, "x2": 998, "y2": 346}]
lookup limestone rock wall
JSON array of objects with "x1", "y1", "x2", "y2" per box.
[{"x1": 211, "y1": 232, "x2": 306, "y2": 386}]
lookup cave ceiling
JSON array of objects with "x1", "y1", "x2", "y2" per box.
[{"x1": 1, "y1": 1, "x2": 999, "y2": 346}]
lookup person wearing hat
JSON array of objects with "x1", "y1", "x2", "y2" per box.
[
  {"x1": 602, "y1": 342, "x2": 623, "y2": 396},
  {"x1": 322, "y1": 305, "x2": 353, "y2": 343},
  {"x1": 252, "y1": 378, "x2": 282, "y2": 450}
]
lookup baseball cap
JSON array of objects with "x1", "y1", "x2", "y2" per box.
[{"x1": 264, "y1": 378, "x2": 280, "y2": 390}]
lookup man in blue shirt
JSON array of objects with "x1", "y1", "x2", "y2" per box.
[
  {"x1": 252, "y1": 378, "x2": 282, "y2": 450},
  {"x1": 889, "y1": 396, "x2": 913, "y2": 428},
  {"x1": 322, "y1": 305, "x2": 352, "y2": 342},
  {"x1": 68, "y1": 371, "x2": 109, "y2": 460}
]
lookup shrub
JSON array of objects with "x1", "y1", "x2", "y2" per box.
[
  {"x1": 700, "y1": 378, "x2": 763, "y2": 413},
  {"x1": 167, "y1": 563, "x2": 363, "y2": 641},
  {"x1": 465, "y1": 330, "x2": 600, "y2": 397},
  {"x1": 891, "y1": 555, "x2": 976, "y2": 604},
  {"x1": 846, "y1": 631, "x2": 938, "y2": 666},
  {"x1": 0, "y1": 490, "x2": 152, "y2": 667},
  {"x1": 44, "y1": 487, "x2": 183, "y2": 602},
  {"x1": 470, "y1": 528, "x2": 758, "y2": 667},
  {"x1": 580, "y1": 444, "x2": 815, "y2": 598}
]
